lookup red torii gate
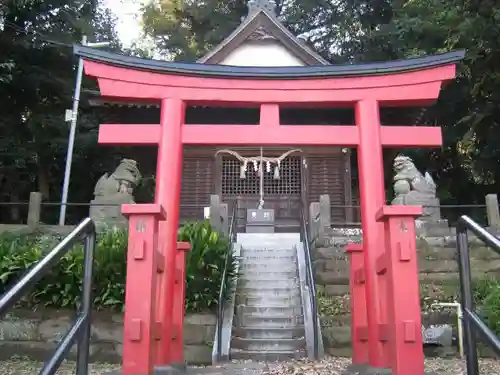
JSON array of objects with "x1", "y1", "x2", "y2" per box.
[{"x1": 74, "y1": 45, "x2": 464, "y2": 375}]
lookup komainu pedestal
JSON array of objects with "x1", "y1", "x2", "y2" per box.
[
  {"x1": 89, "y1": 159, "x2": 142, "y2": 229},
  {"x1": 391, "y1": 155, "x2": 450, "y2": 236}
]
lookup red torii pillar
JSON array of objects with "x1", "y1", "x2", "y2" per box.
[
  {"x1": 154, "y1": 98, "x2": 186, "y2": 365},
  {"x1": 75, "y1": 45, "x2": 463, "y2": 374}
]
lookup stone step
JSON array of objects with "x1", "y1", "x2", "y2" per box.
[
  {"x1": 238, "y1": 295, "x2": 302, "y2": 307},
  {"x1": 241, "y1": 254, "x2": 296, "y2": 262},
  {"x1": 238, "y1": 313, "x2": 304, "y2": 327},
  {"x1": 233, "y1": 326, "x2": 305, "y2": 340},
  {"x1": 237, "y1": 287, "x2": 301, "y2": 298},
  {"x1": 238, "y1": 278, "x2": 298, "y2": 289},
  {"x1": 241, "y1": 246, "x2": 298, "y2": 252},
  {"x1": 230, "y1": 348, "x2": 306, "y2": 362},
  {"x1": 239, "y1": 262, "x2": 297, "y2": 271},
  {"x1": 231, "y1": 336, "x2": 306, "y2": 351},
  {"x1": 154, "y1": 362, "x2": 269, "y2": 375},
  {"x1": 236, "y1": 305, "x2": 302, "y2": 316},
  {"x1": 237, "y1": 232, "x2": 301, "y2": 245},
  {"x1": 241, "y1": 248, "x2": 296, "y2": 255},
  {"x1": 242, "y1": 245, "x2": 295, "y2": 250},
  {"x1": 238, "y1": 270, "x2": 297, "y2": 279}
]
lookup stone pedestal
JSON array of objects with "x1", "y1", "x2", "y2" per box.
[
  {"x1": 89, "y1": 196, "x2": 135, "y2": 229},
  {"x1": 422, "y1": 197, "x2": 441, "y2": 220},
  {"x1": 415, "y1": 219, "x2": 451, "y2": 237},
  {"x1": 245, "y1": 208, "x2": 275, "y2": 233},
  {"x1": 486, "y1": 194, "x2": 500, "y2": 232},
  {"x1": 392, "y1": 195, "x2": 450, "y2": 237}
]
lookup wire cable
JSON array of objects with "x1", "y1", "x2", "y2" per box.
[{"x1": 3, "y1": 21, "x2": 73, "y2": 48}]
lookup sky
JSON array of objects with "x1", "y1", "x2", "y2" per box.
[{"x1": 103, "y1": 0, "x2": 146, "y2": 48}]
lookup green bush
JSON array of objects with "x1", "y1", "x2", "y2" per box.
[
  {"x1": 0, "y1": 220, "x2": 234, "y2": 313},
  {"x1": 178, "y1": 220, "x2": 236, "y2": 312},
  {"x1": 472, "y1": 278, "x2": 500, "y2": 336}
]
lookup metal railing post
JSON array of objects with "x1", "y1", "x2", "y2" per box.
[
  {"x1": 216, "y1": 204, "x2": 237, "y2": 362},
  {"x1": 0, "y1": 218, "x2": 97, "y2": 375},
  {"x1": 300, "y1": 206, "x2": 318, "y2": 359},
  {"x1": 456, "y1": 223, "x2": 479, "y2": 375},
  {"x1": 76, "y1": 227, "x2": 96, "y2": 375}
]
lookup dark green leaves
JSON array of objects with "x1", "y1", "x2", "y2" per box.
[{"x1": 0, "y1": 221, "x2": 233, "y2": 313}]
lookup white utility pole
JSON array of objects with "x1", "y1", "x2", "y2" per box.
[{"x1": 59, "y1": 36, "x2": 111, "y2": 225}]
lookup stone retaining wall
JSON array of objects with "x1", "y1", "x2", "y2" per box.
[
  {"x1": 0, "y1": 224, "x2": 76, "y2": 236},
  {"x1": 314, "y1": 231, "x2": 500, "y2": 357},
  {"x1": 320, "y1": 311, "x2": 468, "y2": 358},
  {"x1": 0, "y1": 309, "x2": 215, "y2": 364}
]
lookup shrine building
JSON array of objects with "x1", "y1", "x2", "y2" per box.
[{"x1": 88, "y1": 0, "x2": 436, "y2": 229}]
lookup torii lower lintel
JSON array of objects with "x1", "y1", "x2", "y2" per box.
[{"x1": 97, "y1": 123, "x2": 442, "y2": 147}]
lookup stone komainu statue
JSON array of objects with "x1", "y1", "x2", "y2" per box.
[
  {"x1": 391, "y1": 155, "x2": 440, "y2": 220},
  {"x1": 93, "y1": 159, "x2": 142, "y2": 199},
  {"x1": 90, "y1": 159, "x2": 142, "y2": 228}
]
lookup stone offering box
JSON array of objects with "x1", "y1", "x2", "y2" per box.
[{"x1": 246, "y1": 208, "x2": 275, "y2": 233}]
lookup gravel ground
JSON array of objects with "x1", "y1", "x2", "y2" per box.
[
  {"x1": 261, "y1": 357, "x2": 500, "y2": 374},
  {"x1": 0, "y1": 357, "x2": 119, "y2": 374},
  {"x1": 1, "y1": 356, "x2": 498, "y2": 374}
]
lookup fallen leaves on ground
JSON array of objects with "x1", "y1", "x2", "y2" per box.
[{"x1": 1, "y1": 356, "x2": 499, "y2": 374}]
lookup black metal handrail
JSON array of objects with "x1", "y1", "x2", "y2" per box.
[
  {"x1": 457, "y1": 215, "x2": 500, "y2": 375},
  {"x1": 0, "y1": 218, "x2": 96, "y2": 375},
  {"x1": 300, "y1": 206, "x2": 319, "y2": 359},
  {"x1": 216, "y1": 204, "x2": 238, "y2": 361}
]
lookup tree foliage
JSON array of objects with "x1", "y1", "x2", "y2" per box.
[
  {"x1": 141, "y1": 0, "x2": 500, "y2": 205},
  {"x1": 357, "y1": 0, "x2": 500, "y2": 203},
  {"x1": 3, "y1": 0, "x2": 500, "y2": 225},
  {"x1": 0, "y1": 0, "x2": 120, "y2": 223}
]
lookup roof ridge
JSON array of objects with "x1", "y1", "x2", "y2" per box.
[{"x1": 247, "y1": 0, "x2": 277, "y2": 15}]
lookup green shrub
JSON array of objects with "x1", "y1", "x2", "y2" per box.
[
  {"x1": 471, "y1": 278, "x2": 500, "y2": 336},
  {"x1": 472, "y1": 277, "x2": 498, "y2": 306},
  {"x1": 178, "y1": 220, "x2": 236, "y2": 312},
  {"x1": 482, "y1": 284, "x2": 500, "y2": 335},
  {"x1": 0, "y1": 220, "x2": 234, "y2": 313}
]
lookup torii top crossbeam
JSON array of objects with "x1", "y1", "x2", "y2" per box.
[{"x1": 74, "y1": 45, "x2": 464, "y2": 148}]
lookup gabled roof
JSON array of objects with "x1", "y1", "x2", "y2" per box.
[{"x1": 198, "y1": 0, "x2": 330, "y2": 66}]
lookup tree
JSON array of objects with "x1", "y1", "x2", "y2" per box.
[
  {"x1": 138, "y1": 0, "x2": 500, "y2": 207},
  {"x1": 0, "y1": 0, "x2": 120, "y2": 223},
  {"x1": 140, "y1": 0, "x2": 393, "y2": 61},
  {"x1": 347, "y1": 0, "x2": 500, "y2": 204}
]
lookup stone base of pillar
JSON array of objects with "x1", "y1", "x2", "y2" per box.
[
  {"x1": 89, "y1": 196, "x2": 134, "y2": 230},
  {"x1": 343, "y1": 364, "x2": 439, "y2": 375},
  {"x1": 415, "y1": 219, "x2": 451, "y2": 237},
  {"x1": 343, "y1": 364, "x2": 391, "y2": 375},
  {"x1": 154, "y1": 362, "x2": 187, "y2": 374},
  {"x1": 105, "y1": 362, "x2": 187, "y2": 375}
]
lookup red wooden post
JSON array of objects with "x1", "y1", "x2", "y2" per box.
[
  {"x1": 121, "y1": 204, "x2": 165, "y2": 375},
  {"x1": 345, "y1": 243, "x2": 369, "y2": 365},
  {"x1": 355, "y1": 99, "x2": 387, "y2": 367},
  {"x1": 154, "y1": 230, "x2": 167, "y2": 364},
  {"x1": 376, "y1": 205, "x2": 424, "y2": 375},
  {"x1": 170, "y1": 241, "x2": 191, "y2": 363},
  {"x1": 155, "y1": 98, "x2": 186, "y2": 363}
]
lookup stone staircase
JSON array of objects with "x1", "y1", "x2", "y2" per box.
[{"x1": 231, "y1": 233, "x2": 306, "y2": 361}]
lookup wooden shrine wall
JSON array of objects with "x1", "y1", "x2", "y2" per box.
[{"x1": 180, "y1": 146, "x2": 351, "y2": 224}]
